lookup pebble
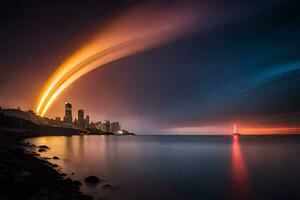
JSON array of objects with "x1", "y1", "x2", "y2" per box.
[{"x1": 84, "y1": 176, "x2": 100, "y2": 184}]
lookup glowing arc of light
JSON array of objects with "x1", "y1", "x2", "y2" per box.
[
  {"x1": 35, "y1": 5, "x2": 200, "y2": 116},
  {"x1": 40, "y1": 45, "x2": 131, "y2": 116},
  {"x1": 37, "y1": 39, "x2": 135, "y2": 116},
  {"x1": 37, "y1": 33, "x2": 168, "y2": 116}
]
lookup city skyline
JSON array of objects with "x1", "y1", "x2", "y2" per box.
[
  {"x1": 57, "y1": 101, "x2": 124, "y2": 134},
  {"x1": 1, "y1": 0, "x2": 300, "y2": 134}
]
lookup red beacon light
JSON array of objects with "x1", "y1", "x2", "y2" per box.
[{"x1": 233, "y1": 124, "x2": 241, "y2": 136}]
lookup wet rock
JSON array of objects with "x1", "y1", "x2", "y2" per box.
[
  {"x1": 102, "y1": 183, "x2": 116, "y2": 189},
  {"x1": 15, "y1": 170, "x2": 31, "y2": 177},
  {"x1": 64, "y1": 177, "x2": 73, "y2": 185},
  {"x1": 84, "y1": 176, "x2": 100, "y2": 185},
  {"x1": 38, "y1": 148, "x2": 47, "y2": 152},
  {"x1": 52, "y1": 164, "x2": 58, "y2": 168},
  {"x1": 53, "y1": 156, "x2": 60, "y2": 160},
  {"x1": 38, "y1": 145, "x2": 50, "y2": 149},
  {"x1": 70, "y1": 184, "x2": 80, "y2": 192},
  {"x1": 73, "y1": 180, "x2": 82, "y2": 186},
  {"x1": 31, "y1": 152, "x2": 40, "y2": 156}
]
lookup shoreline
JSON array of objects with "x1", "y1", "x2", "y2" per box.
[{"x1": 0, "y1": 130, "x2": 93, "y2": 200}]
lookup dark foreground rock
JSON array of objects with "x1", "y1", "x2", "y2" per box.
[
  {"x1": 38, "y1": 148, "x2": 47, "y2": 152},
  {"x1": 53, "y1": 156, "x2": 60, "y2": 160},
  {"x1": 38, "y1": 145, "x2": 50, "y2": 149},
  {"x1": 0, "y1": 131, "x2": 93, "y2": 200},
  {"x1": 84, "y1": 176, "x2": 100, "y2": 185},
  {"x1": 102, "y1": 183, "x2": 116, "y2": 190},
  {"x1": 73, "y1": 180, "x2": 82, "y2": 186}
]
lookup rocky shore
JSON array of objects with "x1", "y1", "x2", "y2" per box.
[{"x1": 0, "y1": 131, "x2": 93, "y2": 200}]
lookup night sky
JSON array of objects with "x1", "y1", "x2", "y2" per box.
[{"x1": 1, "y1": 0, "x2": 300, "y2": 134}]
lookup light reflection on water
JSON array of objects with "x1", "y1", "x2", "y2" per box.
[
  {"x1": 231, "y1": 135, "x2": 250, "y2": 199},
  {"x1": 27, "y1": 135, "x2": 300, "y2": 200}
]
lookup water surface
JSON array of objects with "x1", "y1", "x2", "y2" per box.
[{"x1": 27, "y1": 135, "x2": 300, "y2": 200}]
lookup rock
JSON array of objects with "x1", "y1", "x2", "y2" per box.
[
  {"x1": 102, "y1": 183, "x2": 116, "y2": 189},
  {"x1": 60, "y1": 173, "x2": 67, "y2": 177},
  {"x1": 53, "y1": 156, "x2": 60, "y2": 160},
  {"x1": 52, "y1": 164, "x2": 58, "y2": 168},
  {"x1": 64, "y1": 177, "x2": 72, "y2": 184},
  {"x1": 84, "y1": 176, "x2": 100, "y2": 185},
  {"x1": 38, "y1": 148, "x2": 47, "y2": 152},
  {"x1": 15, "y1": 170, "x2": 30, "y2": 177},
  {"x1": 38, "y1": 145, "x2": 50, "y2": 149},
  {"x1": 70, "y1": 184, "x2": 80, "y2": 192},
  {"x1": 32, "y1": 152, "x2": 40, "y2": 156},
  {"x1": 73, "y1": 180, "x2": 82, "y2": 186}
]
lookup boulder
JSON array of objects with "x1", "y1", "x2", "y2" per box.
[
  {"x1": 52, "y1": 164, "x2": 58, "y2": 168},
  {"x1": 60, "y1": 173, "x2": 67, "y2": 177},
  {"x1": 73, "y1": 180, "x2": 82, "y2": 186},
  {"x1": 38, "y1": 148, "x2": 47, "y2": 152},
  {"x1": 64, "y1": 177, "x2": 72, "y2": 184},
  {"x1": 84, "y1": 176, "x2": 100, "y2": 185},
  {"x1": 52, "y1": 156, "x2": 60, "y2": 160},
  {"x1": 15, "y1": 170, "x2": 30, "y2": 177},
  {"x1": 102, "y1": 183, "x2": 116, "y2": 189},
  {"x1": 38, "y1": 145, "x2": 50, "y2": 149}
]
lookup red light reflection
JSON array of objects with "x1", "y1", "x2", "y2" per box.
[{"x1": 231, "y1": 135, "x2": 250, "y2": 199}]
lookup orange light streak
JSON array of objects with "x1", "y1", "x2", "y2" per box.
[
  {"x1": 240, "y1": 127, "x2": 300, "y2": 134},
  {"x1": 35, "y1": 5, "x2": 198, "y2": 116}
]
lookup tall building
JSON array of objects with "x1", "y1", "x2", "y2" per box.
[
  {"x1": 78, "y1": 109, "x2": 85, "y2": 128},
  {"x1": 110, "y1": 122, "x2": 121, "y2": 133},
  {"x1": 64, "y1": 102, "x2": 73, "y2": 124},
  {"x1": 85, "y1": 115, "x2": 90, "y2": 128}
]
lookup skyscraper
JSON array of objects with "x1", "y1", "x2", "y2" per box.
[
  {"x1": 85, "y1": 115, "x2": 90, "y2": 129},
  {"x1": 64, "y1": 102, "x2": 73, "y2": 124},
  {"x1": 78, "y1": 109, "x2": 85, "y2": 128}
]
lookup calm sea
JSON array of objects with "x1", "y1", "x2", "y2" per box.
[{"x1": 27, "y1": 135, "x2": 300, "y2": 200}]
